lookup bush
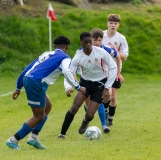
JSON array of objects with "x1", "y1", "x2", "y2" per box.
[{"x1": 0, "y1": 3, "x2": 161, "y2": 75}]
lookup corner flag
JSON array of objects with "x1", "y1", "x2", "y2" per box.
[
  {"x1": 47, "y1": 3, "x2": 56, "y2": 51},
  {"x1": 47, "y1": 3, "x2": 56, "y2": 21}
]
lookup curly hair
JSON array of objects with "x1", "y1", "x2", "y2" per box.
[{"x1": 53, "y1": 36, "x2": 70, "y2": 45}]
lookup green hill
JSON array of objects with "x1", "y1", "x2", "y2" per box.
[{"x1": 0, "y1": 1, "x2": 161, "y2": 75}]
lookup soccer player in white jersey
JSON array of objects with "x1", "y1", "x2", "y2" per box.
[
  {"x1": 58, "y1": 32, "x2": 117, "y2": 138},
  {"x1": 84, "y1": 28, "x2": 124, "y2": 133},
  {"x1": 102, "y1": 14, "x2": 129, "y2": 126},
  {"x1": 6, "y1": 36, "x2": 86, "y2": 150}
]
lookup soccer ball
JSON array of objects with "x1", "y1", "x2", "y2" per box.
[{"x1": 85, "y1": 126, "x2": 102, "y2": 140}]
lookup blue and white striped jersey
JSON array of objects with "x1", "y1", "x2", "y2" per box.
[
  {"x1": 16, "y1": 49, "x2": 79, "y2": 90},
  {"x1": 100, "y1": 44, "x2": 117, "y2": 58}
]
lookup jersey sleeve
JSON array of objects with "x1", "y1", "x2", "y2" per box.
[
  {"x1": 102, "y1": 50, "x2": 117, "y2": 89},
  {"x1": 64, "y1": 78, "x2": 73, "y2": 92},
  {"x1": 119, "y1": 36, "x2": 129, "y2": 57},
  {"x1": 104, "y1": 46, "x2": 117, "y2": 58},
  {"x1": 61, "y1": 58, "x2": 80, "y2": 89},
  {"x1": 16, "y1": 58, "x2": 38, "y2": 90}
]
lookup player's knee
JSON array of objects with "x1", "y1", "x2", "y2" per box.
[
  {"x1": 110, "y1": 96, "x2": 116, "y2": 103},
  {"x1": 69, "y1": 104, "x2": 80, "y2": 114},
  {"x1": 86, "y1": 115, "x2": 94, "y2": 122},
  {"x1": 86, "y1": 111, "x2": 94, "y2": 120},
  {"x1": 45, "y1": 103, "x2": 52, "y2": 115},
  {"x1": 35, "y1": 115, "x2": 45, "y2": 123}
]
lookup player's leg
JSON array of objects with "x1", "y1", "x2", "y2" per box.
[
  {"x1": 6, "y1": 107, "x2": 46, "y2": 150},
  {"x1": 107, "y1": 87, "x2": 118, "y2": 126},
  {"x1": 78, "y1": 78, "x2": 107, "y2": 134},
  {"x1": 58, "y1": 91, "x2": 87, "y2": 138},
  {"x1": 84, "y1": 96, "x2": 90, "y2": 111},
  {"x1": 106, "y1": 78, "x2": 121, "y2": 126},
  {"x1": 97, "y1": 103, "x2": 110, "y2": 133},
  {"x1": 26, "y1": 107, "x2": 46, "y2": 149},
  {"x1": 30, "y1": 95, "x2": 52, "y2": 141},
  {"x1": 25, "y1": 79, "x2": 48, "y2": 149},
  {"x1": 79, "y1": 100, "x2": 100, "y2": 134},
  {"x1": 103, "y1": 88, "x2": 112, "y2": 121},
  {"x1": 6, "y1": 77, "x2": 47, "y2": 149}
]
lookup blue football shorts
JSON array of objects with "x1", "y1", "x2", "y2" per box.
[{"x1": 23, "y1": 76, "x2": 48, "y2": 108}]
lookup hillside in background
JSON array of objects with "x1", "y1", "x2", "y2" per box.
[{"x1": 0, "y1": 0, "x2": 161, "y2": 75}]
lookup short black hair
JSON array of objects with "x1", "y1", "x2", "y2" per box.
[
  {"x1": 80, "y1": 32, "x2": 92, "y2": 41},
  {"x1": 53, "y1": 36, "x2": 70, "y2": 45}
]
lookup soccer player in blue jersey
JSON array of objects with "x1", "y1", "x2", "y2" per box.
[
  {"x1": 83, "y1": 28, "x2": 124, "y2": 133},
  {"x1": 6, "y1": 35, "x2": 86, "y2": 150}
]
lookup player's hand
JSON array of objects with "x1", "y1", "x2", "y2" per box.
[
  {"x1": 66, "y1": 88, "x2": 74, "y2": 97},
  {"x1": 78, "y1": 86, "x2": 86, "y2": 94},
  {"x1": 102, "y1": 88, "x2": 110, "y2": 103},
  {"x1": 116, "y1": 73, "x2": 124, "y2": 84},
  {"x1": 108, "y1": 43, "x2": 116, "y2": 49},
  {"x1": 12, "y1": 90, "x2": 20, "y2": 100}
]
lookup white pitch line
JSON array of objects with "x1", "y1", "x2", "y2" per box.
[
  {"x1": 0, "y1": 89, "x2": 24, "y2": 98},
  {"x1": 0, "y1": 91, "x2": 13, "y2": 97}
]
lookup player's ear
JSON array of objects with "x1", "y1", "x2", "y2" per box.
[
  {"x1": 80, "y1": 41, "x2": 82, "y2": 45},
  {"x1": 65, "y1": 45, "x2": 68, "y2": 53}
]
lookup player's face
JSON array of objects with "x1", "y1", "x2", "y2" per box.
[
  {"x1": 81, "y1": 37, "x2": 92, "y2": 54},
  {"x1": 107, "y1": 21, "x2": 120, "y2": 32},
  {"x1": 92, "y1": 37, "x2": 102, "y2": 47}
]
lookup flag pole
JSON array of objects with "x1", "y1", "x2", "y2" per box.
[
  {"x1": 49, "y1": 17, "x2": 52, "y2": 51},
  {"x1": 47, "y1": 3, "x2": 56, "y2": 51}
]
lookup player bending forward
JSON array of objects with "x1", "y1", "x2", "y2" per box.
[{"x1": 6, "y1": 36, "x2": 85, "y2": 150}]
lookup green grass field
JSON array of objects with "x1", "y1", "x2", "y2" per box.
[{"x1": 0, "y1": 74, "x2": 161, "y2": 160}]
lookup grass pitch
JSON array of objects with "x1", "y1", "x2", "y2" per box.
[{"x1": 0, "y1": 74, "x2": 161, "y2": 160}]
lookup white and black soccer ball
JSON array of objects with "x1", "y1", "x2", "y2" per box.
[{"x1": 85, "y1": 126, "x2": 102, "y2": 140}]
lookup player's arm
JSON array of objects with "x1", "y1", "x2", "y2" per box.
[
  {"x1": 109, "y1": 47, "x2": 122, "y2": 81},
  {"x1": 13, "y1": 58, "x2": 38, "y2": 100},
  {"x1": 102, "y1": 51, "x2": 117, "y2": 103},
  {"x1": 64, "y1": 78, "x2": 74, "y2": 97},
  {"x1": 104, "y1": 46, "x2": 123, "y2": 83},
  {"x1": 119, "y1": 37, "x2": 129, "y2": 61},
  {"x1": 103, "y1": 50, "x2": 117, "y2": 88},
  {"x1": 120, "y1": 53, "x2": 127, "y2": 61},
  {"x1": 115, "y1": 53, "x2": 124, "y2": 84},
  {"x1": 61, "y1": 58, "x2": 86, "y2": 94}
]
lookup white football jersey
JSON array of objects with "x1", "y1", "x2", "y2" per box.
[
  {"x1": 69, "y1": 46, "x2": 117, "y2": 89},
  {"x1": 102, "y1": 31, "x2": 129, "y2": 70}
]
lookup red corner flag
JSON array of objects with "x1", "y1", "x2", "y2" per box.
[{"x1": 47, "y1": 3, "x2": 56, "y2": 21}]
